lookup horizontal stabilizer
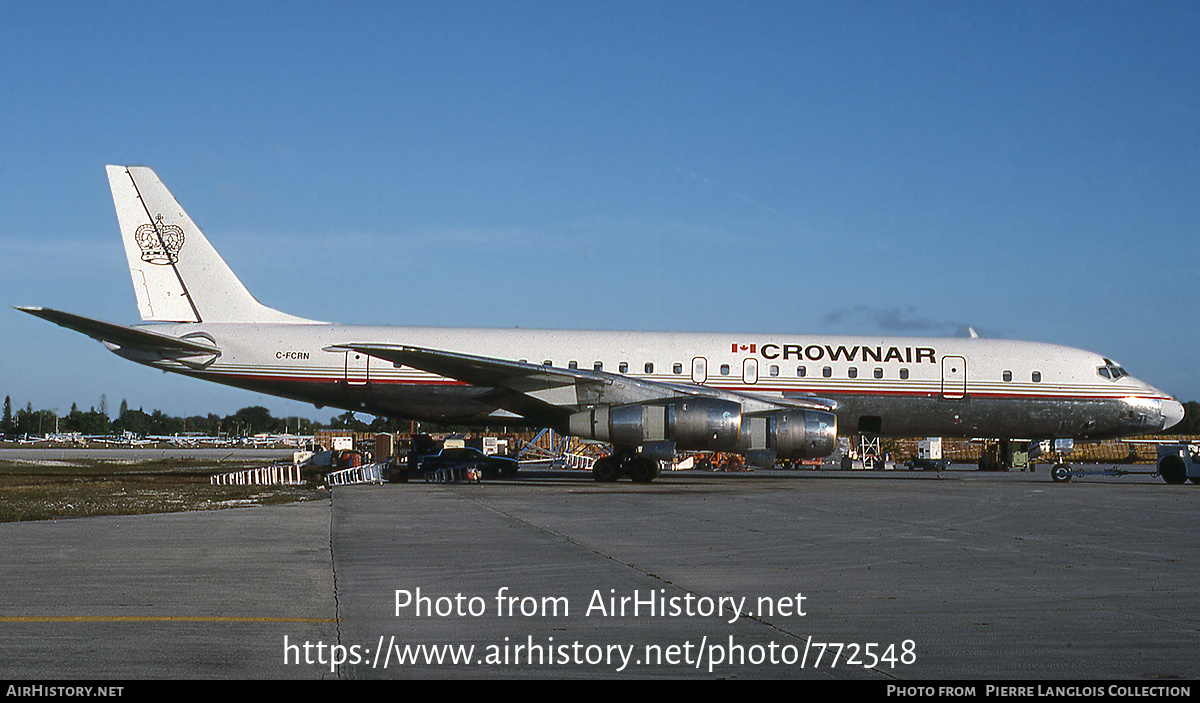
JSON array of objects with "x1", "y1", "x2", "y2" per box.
[{"x1": 16, "y1": 307, "x2": 221, "y2": 356}]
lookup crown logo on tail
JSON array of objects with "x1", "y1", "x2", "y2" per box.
[{"x1": 134, "y1": 214, "x2": 185, "y2": 265}]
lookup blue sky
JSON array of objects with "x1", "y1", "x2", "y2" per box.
[{"x1": 2, "y1": 1, "x2": 1198, "y2": 422}]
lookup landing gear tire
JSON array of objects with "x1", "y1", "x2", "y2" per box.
[
  {"x1": 628, "y1": 456, "x2": 659, "y2": 484},
  {"x1": 1051, "y1": 463, "x2": 1072, "y2": 483},
  {"x1": 592, "y1": 456, "x2": 621, "y2": 483},
  {"x1": 1158, "y1": 455, "x2": 1187, "y2": 485}
]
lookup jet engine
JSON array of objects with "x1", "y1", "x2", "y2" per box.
[
  {"x1": 739, "y1": 409, "x2": 838, "y2": 467},
  {"x1": 568, "y1": 398, "x2": 838, "y2": 464},
  {"x1": 569, "y1": 397, "x2": 742, "y2": 451}
]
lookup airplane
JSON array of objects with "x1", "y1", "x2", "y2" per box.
[{"x1": 16, "y1": 165, "x2": 1186, "y2": 483}]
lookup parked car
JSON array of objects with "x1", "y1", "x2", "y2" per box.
[
  {"x1": 905, "y1": 458, "x2": 950, "y2": 471},
  {"x1": 419, "y1": 446, "x2": 518, "y2": 478}
]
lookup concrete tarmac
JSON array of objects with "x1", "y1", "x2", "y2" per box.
[
  {"x1": 1, "y1": 466, "x2": 1197, "y2": 679},
  {"x1": 0, "y1": 501, "x2": 337, "y2": 679}
]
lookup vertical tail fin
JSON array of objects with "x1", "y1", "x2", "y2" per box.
[{"x1": 107, "y1": 165, "x2": 315, "y2": 324}]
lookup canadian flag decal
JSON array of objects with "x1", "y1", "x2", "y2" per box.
[{"x1": 731, "y1": 343, "x2": 756, "y2": 354}]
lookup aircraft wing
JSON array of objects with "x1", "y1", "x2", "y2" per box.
[
  {"x1": 326, "y1": 342, "x2": 614, "y2": 421},
  {"x1": 16, "y1": 307, "x2": 221, "y2": 357},
  {"x1": 327, "y1": 342, "x2": 836, "y2": 420},
  {"x1": 327, "y1": 343, "x2": 605, "y2": 394}
]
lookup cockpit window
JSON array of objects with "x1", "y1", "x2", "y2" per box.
[{"x1": 1098, "y1": 359, "x2": 1127, "y2": 380}]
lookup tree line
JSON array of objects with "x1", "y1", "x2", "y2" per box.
[{"x1": 0, "y1": 395, "x2": 410, "y2": 439}]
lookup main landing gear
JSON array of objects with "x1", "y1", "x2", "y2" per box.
[{"x1": 592, "y1": 448, "x2": 662, "y2": 483}]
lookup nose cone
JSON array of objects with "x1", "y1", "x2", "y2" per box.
[
  {"x1": 1161, "y1": 399, "x2": 1185, "y2": 431},
  {"x1": 1119, "y1": 393, "x2": 1186, "y2": 434}
]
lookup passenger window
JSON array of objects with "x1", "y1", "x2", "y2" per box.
[
  {"x1": 673, "y1": 363, "x2": 683, "y2": 374},
  {"x1": 1032, "y1": 371, "x2": 1042, "y2": 382},
  {"x1": 720, "y1": 364, "x2": 730, "y2": 375},
  {"x1": 822, "y1": 367, "x2": 832, "y2": 378},
  {"x1": 848, "y1": 367, "x2": 858, "y2": 379},
  {"x1": 543, "y1": 360, "x2": 552, "y2": 366},
  {"x1": 899, "y1": 368, "x2": 909, "y2": 380},
  {"x1": 568, "y1": 361, "x2": 578, "y2": 370},
  {"x1": 644, "y1": 362, "x2": 654, "y2": 374},
  {"x1": 797, "y1": 366, "x2": 806, "y2": 378},
  {"x1": 874, "y1": 368, "x2": 883, "y2": 379},
  {"x1": 594, "y1": 361, "x2": 603, "y2": 371},
  {"x1": 769, "y1": 365, "x2": 779, "y2": 377},
  {"x1": 619, "y1": 362, "x2": 628, "y2": 374},
  {"x1": 1003, "y1": 370, "x2": 1012, "y2": 382}
]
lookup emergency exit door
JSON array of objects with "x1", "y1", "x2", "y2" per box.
[
  {"x1": 743, "y1": 358, "x2": 758, "y2": 385},
  {"x1": 346, "y1": 351, "x2": 368, "y2": 385},
  {"x1": 941, "y1": 355, "x2": 966, "y2": 399}
]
